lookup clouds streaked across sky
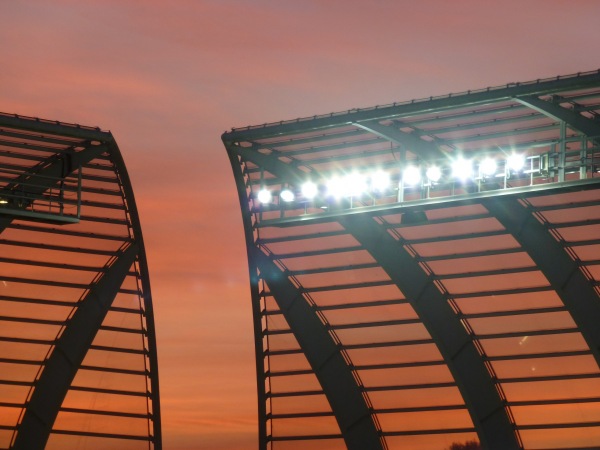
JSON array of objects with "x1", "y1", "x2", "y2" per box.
[{"x1": 1, "y1": 1, "x2": 599, "y2": 448}]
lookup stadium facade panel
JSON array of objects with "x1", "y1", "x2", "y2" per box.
[
  {"x1": 0, "y1": 114, "x2": 161, "y2": 449},
  {"x1": 223, "y1": 70, "x2": 600, "y2": 450}
]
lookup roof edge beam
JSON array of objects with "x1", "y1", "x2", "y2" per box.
[
  {"x1": 222, "y1": 70, "x2": 600, "y2": 142},
  {"x1": 0, "y1": 113, "x2": 112, "y2": 142}
]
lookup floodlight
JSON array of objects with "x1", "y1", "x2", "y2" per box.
[
  {"x1": 403, "y1": 166, "x2": 421, "y2": 186},
  {"x1": 452, "y1": 158, "x2": 473, "y2": 180},
  {"x1": 507, "y1": 153, "x2": 525, "y2": 172},
  {"x1": 426, "y1": 165, "x2": 442, "y2": 183},
  {"x1": 326, "y1": 176, "x2": 345, "y2": 198},
  {"x1": 344, "y1": 172, "x2": 368, "y2": 197},
  {"x1": 257, "y1": 188, "x2": 272, "y2": 204},
  {"x1": 328, "y1": 173, "x2": 367, "y2": 198},
  {"x1": 280, "y1": 189, "x2": 295, "y2": 202},
  {"x1": 370, "y1": 170, "x2": 390, "y2": 192},
  {"x1": 480, "y1": 158, "x2": 497, "y2": 177},
  {"x1": 301, "y1": 181, "x2": 318, "y2": 199}
]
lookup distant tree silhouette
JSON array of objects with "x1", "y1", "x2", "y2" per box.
[{"x1": 447, "y1": 440, "x2": 481, "y2": 450}]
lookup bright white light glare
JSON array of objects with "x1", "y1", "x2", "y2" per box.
[
  {"x1": 280, "y1": 189, "x2": 295, "y2": 202},
  {"x1": 452, "y1": 158, "x2": 473, "y2": 180},
  {"x1": 403, "y1": 166, "x2": 421, "y2": 186},
  {"x1": 480, "y1": 158, "x2": 497, "y2": 176},
  {"x1": 345, "y1": 172, "x2": 367, "y2": 197},
  {"x1": 426, "y1": 166, "x2": 442, "y2": 183},
  {"x1": 301, "y1": 181, "x2": 318, "y2": 199},
  {"x1": 370, "y1": 170, "x2": 390, "y2": 192},
  {"x1": 326, "y1": 176, "x2": 345, "y2": 198},
  {"x1": 257, "y1": 188, "x2": 272, "y2": 204},
  {"x1": 328, "y1": 173, "x2": 367, "y2": 198},
  {"x1": 507, "y1": 153, "x2": 525, "y2": 172}
]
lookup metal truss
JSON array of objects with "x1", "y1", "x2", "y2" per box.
[
  {"x1": 0, "y1": 113, "x2": 161, "y2": 450},
  {"x1": 223, "y1": 69, "x2": 600, "y2": 450}
]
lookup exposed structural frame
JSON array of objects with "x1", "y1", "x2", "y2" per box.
[
  {"x1": 0, "y1": 113, "x2": 161, "y2": 450},
  {"x1": 223, "y1": 69, "x2": 600, "y2": 450}
]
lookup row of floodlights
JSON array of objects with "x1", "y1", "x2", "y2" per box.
[{"x1": 256, "y1": 153, "x2": 528, "y2": 204}]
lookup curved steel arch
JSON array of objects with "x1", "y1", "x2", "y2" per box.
[
  {"x1": 230, "y1": 147, "x2": 519, "y2": 449},
  {"x1": 253, "y1": 249, "x2": 384, "y2": 450},
  {"x1": 227, "y1": 150, "x2": 383, "y2": 450},
  {"x1": 12, "y1": 243, "x2": 139, "y2": 449},
  {"x1": 0, "y1": 113, "x2": 161, "y2": 449},
  {"x1": 339, "y1": 214, "x2": 520, "y2": 450},
  {"x1": 224, "y1": 70, "x2": 600, "y2": 450}
]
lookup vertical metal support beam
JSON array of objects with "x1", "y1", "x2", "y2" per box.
[
  {"x1": 516, "y1": 95, "x2": 600, "y2": 183},
  {"x1": 482, "y1": 196, "x2": 600, "y2": 367},
  {"x1": 12, "y1": 243, "x2": 139, "y2": 450},
  {"x1": 580, "y1": 136, "x2": 588, "y2": 180},
  {"x1": 252, "y1": 248, "x2": 384, "y2": 450},
  {"x1": 559, "y1": 120, "x2": 566, "y2": 182},
  {"x1": 340, "y1": 214, "x2": 521, "y2": 450}
]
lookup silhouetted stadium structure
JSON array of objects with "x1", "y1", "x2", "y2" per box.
[
  {"x1": 222, "y1": 70, "x2": 600, "y2": 450},
  {"x1": 0, "y1": 114, "x2": 161, "y2": 449}
]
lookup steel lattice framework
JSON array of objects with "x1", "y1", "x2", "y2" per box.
[
  {"x1": 0, "y1": 114, "x2": 161, "y2": 449},
  {"x1": 222, "y1": 70, "x2": 600, "y2": 450}
]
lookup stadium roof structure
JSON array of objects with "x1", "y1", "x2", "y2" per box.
[
  {"x1": 222, "y1": 69, "x2": 600, "y2": 450},
  {"x1": 0, "y1": 114, "x2": 161, "y2": 449}
]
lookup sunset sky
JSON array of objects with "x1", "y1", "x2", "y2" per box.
[{"x1": 1, "y1": 1, "x2": 600, "y2": 449}]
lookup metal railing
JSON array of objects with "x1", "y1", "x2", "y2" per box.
[{"x1": 0, "y1": 166, "x2": 81, "y2": 224}]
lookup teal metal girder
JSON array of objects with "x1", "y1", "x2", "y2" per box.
[
  {"x1": 222, "y1": 70, "x2": 600, "y2": 142},
  {"x1": 354, "y1": 120, "x2": 445, "y2": 160},
  {"x1": 234, "y1": 145, "x2": 307, "y2": 186},
  {"x1": 482, "y1": 196, "x2": 600, "y2": 368},
  {"x1": 339, "y1": 214, "x2": 520, "y2": 450},
  {"x1": 12, "y1": 243, "x2": 139, "y2": 450},
  {"x1": 0, "y1": 144, "x2": 107, "y2": 229},
  {"x1": 516, "y1": 95, "x2": 600, "y2": 144},
  {"x1": 253, "y1": 248, "x2": 384, "y2": 450},
  {"x1": 235, "y1": 147, "x2": 520, "y2": 449},
  {"x1": 0, "y1": 113, "x2": 112, "y2": 142}
]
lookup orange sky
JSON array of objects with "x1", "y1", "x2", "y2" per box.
[{"x1": 1, "y1": 1, "x2": 600, "y2": 449}]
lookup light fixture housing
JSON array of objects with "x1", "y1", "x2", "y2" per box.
[
  {"x1": 426, "y1": 166, "x2": 442, "y2": 183},
  {"x1": 257, "y1": 188, "x2": 272, "y2": 204},
  {"x1": 326, "y1": 176, "x2": 345, "y2": 199},
  {"x1": 301, "y1": 181, "x2": 318, "y2": 199},
  {"x1": 480, "y1": 158, "x2": 497, "y2": 177},
  {"x1": 370, "y1": 170, "x2": 390, "y2": 193},
  {"x1": 280, "y1": 189, "x2": 295, "y2": 202},
  {"x1": 345, "y1": 172, "x2": 368, "y2": 197},
  {"x1": 452, "y1": 158, "x2": 473, "y2": 181},
  {"x1": 403, "y1": 166, "x2": 421, "y2": 186},
  {"x1": 507, "y1": 153, "x2": 525, "y2": 172}
]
